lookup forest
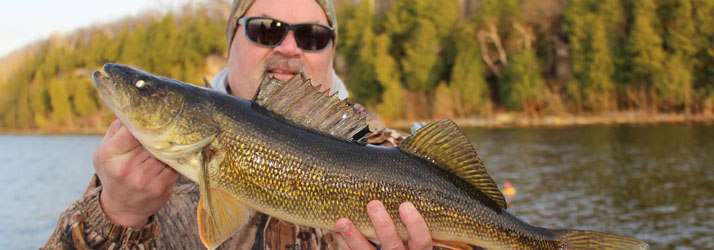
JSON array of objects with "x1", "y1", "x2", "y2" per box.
[{"x1": 1, "y1": 0, "x2": 713, "y2": 132}]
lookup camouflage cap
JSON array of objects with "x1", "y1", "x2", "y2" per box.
[{"x1": 225, "y1": 0, "x2": 338, "y2": 51}]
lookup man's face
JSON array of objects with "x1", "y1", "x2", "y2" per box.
[{"x1": 228, "y1": 0, "x2": 335, "y2": 99}]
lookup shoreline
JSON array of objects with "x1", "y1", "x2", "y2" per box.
[
  {"x1": 386, "y1": 111, "x2": 714, "y2": 129},
  {"x1": 2, "y1": 111, "x2": 714, "y2": 135}
]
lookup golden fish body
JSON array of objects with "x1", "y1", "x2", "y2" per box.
[{"x1": 93, "y1": 63, "x2": 649, "y2": 250}]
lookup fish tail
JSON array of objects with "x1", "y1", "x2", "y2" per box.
[{"x1": 552, "y1": 229, "x2": 649, "y2": 250}]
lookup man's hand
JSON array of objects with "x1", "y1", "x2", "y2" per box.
[
  {"x1": 93, "y1": 119, "x2": 179, "y2": 228},
  {"x1": 335, "y1": 200, "x2": 433, "y2": 250}
]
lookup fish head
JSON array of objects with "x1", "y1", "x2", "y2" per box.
[{"x1": 93, "y1": 63, "x2": 220, "y2": 182}]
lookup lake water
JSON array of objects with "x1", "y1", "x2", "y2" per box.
[
  {"x1": 0, "y1": 134, "x2": 100, "y2": 250},
  {"x1": 1, "y1": 123, "x2": 713, "y2": 249}
]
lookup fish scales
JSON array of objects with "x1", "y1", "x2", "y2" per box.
[
  {"x1": 93, "y1": 63, "x2": 649, "y2": 250},
  {"x1": 204, "y1": 92, "x2": 559, "y2": 249}
]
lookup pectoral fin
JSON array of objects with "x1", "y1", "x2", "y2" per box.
[
  {"x1": 197, "y1": 188, "x2": 251, "y2": 250},
  {"x1": 197, "y1": 148, "x2": 251, "y2": 250}
]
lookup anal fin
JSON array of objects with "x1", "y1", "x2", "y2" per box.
[
  {"x1": 553, "y1": 229, "x2": 650, "y2": 250},
  {"x1": 433, "y1": 240, "x2": 476, "y2": 250}
]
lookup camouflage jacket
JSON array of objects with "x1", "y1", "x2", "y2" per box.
[{"x1": 42, "y1": 119, "x2": 408, "y2": 250}]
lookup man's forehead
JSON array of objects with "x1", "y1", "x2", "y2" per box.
[{"x1": 225, "y1": 0, "x2": 338, "y2": 50}]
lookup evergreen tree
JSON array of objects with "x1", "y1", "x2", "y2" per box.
[
  {"x1": 563, "y1": 0, "x2": 590, "y2": 110},
  {"x1": 49, "y1": 77, "x2": 73, "y2": 125},
  {"x1": 71, "y1": 75, "x2": 98, "y2": 116},
  {"x1": 341, "y1": 0, "x2": 380, "y2": 104},
  {"x1": 119, "y1": 25, "x2": 147, "y2": 66},
  {"x1": 498, "y1": 47, "x2": 544, "y2": 113},
  {"x1": 30, "y1": 74, "x2": 51, "y2": 128},
  {"x1": 585, "y1": 19, "x2": 616, "y2": 111},
  {"x1": 598, "y1": 0, "x2": 629, "y2": 94},
  {"x1": 449, "y1": 24, "x2": 490, "y2": 116},
  {"x1": 564, "y1": 0, "x2": 618, "y2": 112},
  {"x1": 432, "y1": 82, "x2": 457, "y2": 118},
  {"x1": 692, "y1": 0, "x2": 714, "y2": 105},
  {"x1": 382, "y1": 0, "x2": 458, "y2": 92},
  {"x1": 16, "y1": 88, "x2": 33, "y2": 129},
  {"x1": 400, "y1": 18, "x2": 439, "y2": 91},
  {"x1": 627, "y1": 0, "x2": 667, "y2": 109},
  {"x1": 663, "y1": 0, "x2": 696, "y2": 110},
  {"x1": 374, "y1": 34, "x2": 404, "y2": 120}
]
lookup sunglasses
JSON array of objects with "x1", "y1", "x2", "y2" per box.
[{"x1": 238, "y1": 17, "x2": 334, "y2": 52}]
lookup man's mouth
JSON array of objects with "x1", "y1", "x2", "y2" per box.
[{"x1": 267, "y1": 68, "x2": 301, "y2": 81}]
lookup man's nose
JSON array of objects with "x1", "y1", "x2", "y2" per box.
[{"x1": 274, "y1": 31, "x2": 301, "y2": 56}]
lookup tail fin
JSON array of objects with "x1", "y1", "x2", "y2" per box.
[{"x1": 553, "y1": 229, "x2": 649, "y2": 250}]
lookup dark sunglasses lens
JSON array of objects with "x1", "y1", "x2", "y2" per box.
[
  {"x1": 295, "y1": 25, "x2": 332, "y2": 51},
  {"x1": 245, "y1": 19, "x2": 287, "y2": 46}
]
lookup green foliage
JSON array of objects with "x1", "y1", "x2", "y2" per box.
[
  {"x1": 432, "y1": 82, "x2": 458, "y2": 118},
  {"x1": 0, "y1": 4, "x2": 227, "y2": 131},
  {"x1": 48, "y1": 77, "x2": 73, "y2": 125},
  {"x1": 4, "y1": 0, "x2": 714, "y2": 131},
  {"x1": 71, "y1": 75, "x2": 98, "y2": 116},
  {"x1": 661, "y1": 0, "x2": 696, "y2": 109},
  {"x1": 659, "y1": 54, "x2": 692, "y2": 108},
  {"x1": 477, "y1": 0, "x2": 521, "y2": 24},
  {"x1": 400, "y1": 19, "x2": 440, "y2": 91},
  {"x1": 563, "y1": 1, "x2": 616, "y2": 112},
  {"x1": 374, "y1": 34, "x2": 404, "y2": 120},
  {"x1": 692, "y1": 0, "x2": 714, "y2": 98},
  {"x1": 339, "y1": 0, "x2": 381, "y2": 104},
  {"x1": 29, "y1": 78, "x2": 51, "y2": 128},
  {"x1": 628, "y1": 0, "x2": 666, "y2": 84},
  {"x1": 667, "y1": 0, "x2": 697, "y2": 59},
  {"x1": 382, "y1": 0, "x2": 459, "y2": 92},
  {"x1": 449, "y1": 25, "x2": 490, "y2": 116},
  {"x1": 498, "y1": 48, "x2": 544, "y2": 112}
]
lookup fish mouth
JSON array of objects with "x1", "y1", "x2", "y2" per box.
[
  {"x1": 92, "y1": 70, "x2": 117, "y2": 108},
  {"x1": 92, "y1": 68, "x2": 131, "y2": 118}
]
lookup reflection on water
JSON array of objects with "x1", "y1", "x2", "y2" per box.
[
  {"x1": 466, "y1": 123, "x2": 714, "y2": 249},
  {"x1": 1, "y1": 123, "x2": 712, "y2": 249},
  {"x1": 0, "y1": 135, "x2": 100, "y2": 250}
]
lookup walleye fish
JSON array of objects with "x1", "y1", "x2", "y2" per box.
[{"x1": 92, "y1": 63, "x2": 649, "y2": 250}]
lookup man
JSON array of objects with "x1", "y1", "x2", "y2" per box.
[{"x1": 44, "y1": 0, "x2": 435, "y2": 249}]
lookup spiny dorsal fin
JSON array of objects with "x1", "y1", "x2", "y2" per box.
[
  {"x1": 399, "y1": 119, "x2": 507, "y2": 209},
  {"x1": 253, "y1": 74, "x2": 367, "y2": 140}
]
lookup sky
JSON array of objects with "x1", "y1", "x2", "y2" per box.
[{"x1": 0, "y1": 0, "x2": 192, "y2": 57}]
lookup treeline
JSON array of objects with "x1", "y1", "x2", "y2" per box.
[
  {"x1": 0, "y1": 3, "x2": 227, "y2": 131},
  {"x1": 2, "y1": 0, "x2": 714, "y2": 132},
  {"x1": 336, "y1": 0, "x2": 714, "y2": 120}
]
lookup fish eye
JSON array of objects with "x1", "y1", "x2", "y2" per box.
[{"x1": 134, "y1": 76, "x2": 151, "y2": 90}]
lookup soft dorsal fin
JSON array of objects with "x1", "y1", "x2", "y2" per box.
[
  {"x1": 399, "y1": 119, "x2": 507, "y2": 209},
  {"x1": 252, "y1": 74, "x2": 367, "y2": 140}
]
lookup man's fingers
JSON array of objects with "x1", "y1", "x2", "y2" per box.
[
  {"x1": 330, "y1": 232, "x2": 351, "y2": 250},
  {"x1": 156, "y1": 166, "x2": 179, "y2": 185},
  {"x1": 367, "y1": 200, "x2": 405, "y2": 250},
  {"x1": 105, "y1": 123, "x2": 141, "y2": 155},
  {"x1": 335, "y1": 218, "x2": 376, "y2": 250},
  {"x1": 103, "y1": 119, "x2": 123, "y2": 140},
  {"x1": 147, "y1": 166, "x2": 178, "y2": 196},
  {"x1": 131, "y1": 156, "x2": 167, "y2": 185},
  {"x1": 399, "y1": 202, "x2": 433, "y2": 250}
]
